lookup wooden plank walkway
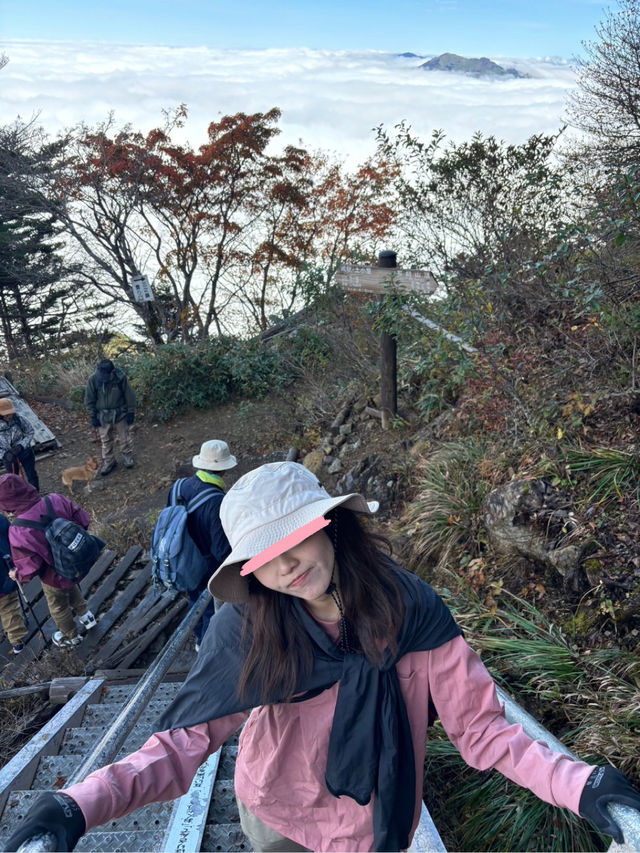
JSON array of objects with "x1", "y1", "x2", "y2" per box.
[{"x1": 0, "y1": 548, "x2": 192, "y2": 677}]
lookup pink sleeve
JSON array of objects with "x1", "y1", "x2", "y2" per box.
[
  {"x1": 63, "y1": 712, "x2": 248, "y2": 830},
  {"x1": 428, "y1": 635, "x2": 594, "y2": 814}
]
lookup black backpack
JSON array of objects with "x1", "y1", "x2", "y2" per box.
[{"x1": 13, "y1": 496, "x2": 106, "y2": 582}]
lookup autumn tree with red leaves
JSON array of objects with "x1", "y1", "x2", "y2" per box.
[{"x1": 52, "y1": 106, "x2": 397, "y2": 342}]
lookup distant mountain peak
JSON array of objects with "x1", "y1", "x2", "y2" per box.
[{"x1": 419, "y1": 52, "x2": 527, "y2": 79}]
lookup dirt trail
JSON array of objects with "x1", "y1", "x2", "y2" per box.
[{"x1": 30, "y1": 395, "x2": 298, "y2": 531}]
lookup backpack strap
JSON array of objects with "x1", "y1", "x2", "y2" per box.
[
  {"x1": 170, "y1": 479, "x2": 221, "y2": 514},
  {"x1": 43, "y1": 496, "x2": 57, "y2": 522},
  {"x1": 185, "y1": 487, "x2": 221, "y2": 514},
  {"x1": 12, "y1": 496, "x2": 57, "y2": 530},
  {"x1": 12, "y1": 517, "x2": 47, "y2": 530},
  {"x1": 169, "y1": 478, "x2": 188, "y2": 507}
]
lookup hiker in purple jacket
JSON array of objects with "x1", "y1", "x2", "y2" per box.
[{"x1": 0, "y1": 474, "x2": 98, "y2": 648}]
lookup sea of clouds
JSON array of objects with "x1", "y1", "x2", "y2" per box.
[{"x1": 1, "y1": 41, "x2": 579, "y2": 165}]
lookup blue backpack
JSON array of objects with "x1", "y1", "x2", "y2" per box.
[
  {"x1": 13, "y1": 496, "x2": 106, "y2": 582},
  {"x1": 150, "y1": 479, "x2": 219, "y2": 592}
]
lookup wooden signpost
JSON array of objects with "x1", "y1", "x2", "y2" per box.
[
  {"x1": 336, "y1": 251, "x2": 437, "y2": 429},
  {"x1": 336, "y1": 264, "x2": 437, "y2": 296}
]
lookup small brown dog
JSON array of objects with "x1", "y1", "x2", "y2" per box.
[{"x1": 61, "y1": 456, "x2": 99, "y2": 493}]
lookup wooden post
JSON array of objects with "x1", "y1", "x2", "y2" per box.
[
  {"x1": 378, "y1": 251, "x2": 397, "y2": 430},
  {"x1": 335, "y1": 253, "x2": 436, "y2": 432}
]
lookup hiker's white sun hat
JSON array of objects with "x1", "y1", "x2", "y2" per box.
[
  {"x1": 192, "y1": 439, "x2": 237, "y2": 472},
  {"x1": 208, "y1": 461, "x2": 378, "y2": 603}
]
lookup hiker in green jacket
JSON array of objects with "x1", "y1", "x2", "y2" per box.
[{"x1": 84, "y1": 359, "x2": 136, "y2": 476}]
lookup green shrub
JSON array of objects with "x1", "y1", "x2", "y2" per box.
[
  {"x1": 226, "y1": 339, "x2": 294, "y2": 399},
  {"x1": 122, "y1": 340, "x2": 232, "y2": 420}
]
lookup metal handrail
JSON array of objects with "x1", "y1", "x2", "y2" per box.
[{"x1": 67, "y1": 586, "x2": 212, "y2": 784}]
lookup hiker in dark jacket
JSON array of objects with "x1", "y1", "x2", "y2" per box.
[
  {"x1": 167, "y1": 439, "x2": 236, "y2": 651},
  {"x1": 0, "y1": 398, "x2": 39, "y2": 491},
  {"x1": 0, "y1": 514, "x2": 27, "y2": 654},
  {"x1": 84, "y1": 359, "x2": 136, "y2": 476},
  {"x1": 0, "y1": 474, "x2": 97, "y2": 648}
]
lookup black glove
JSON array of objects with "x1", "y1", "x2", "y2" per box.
[
  {"x1": 579, "y1": 765, "x2": 640, "y2": 843},
  {"x1": 4, "y1": 791, "x2": 86, "y2": 852},
  {"x1": 126, "y1": 412, "x2": 135, "y2": 425},
  {"x1": 3, "y1": 449, "x2": 16, "y2": 465},
  {"x1": 91, "y1": 415, "x2": 100, "y2": 428}
]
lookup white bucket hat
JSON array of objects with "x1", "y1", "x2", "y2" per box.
[
  {"x1": 209, "y1": 461, "x2": 379, "y2": 603},
  {"x1": 192, "y1": 439, "x2": 237, "y2": 472}
]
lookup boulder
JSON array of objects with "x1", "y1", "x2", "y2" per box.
[{"x1": 483, "y1": 478, "x2": 586, "y2": 585}]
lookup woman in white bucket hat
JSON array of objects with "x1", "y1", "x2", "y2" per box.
[{"x1": 8, "y1": 462, "x2": 640, "y2": 853}]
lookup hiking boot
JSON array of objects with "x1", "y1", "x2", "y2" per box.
[
  {"x1": 52, "y1": 631, "x2": 82, "y2": 648},
  {"x1": 79, "y1": 610, "x2": 98, "y2": 630},
  {"x1": 11, "y1": 642, "x2": 24, "y2": 654},
  {"x1": 100, "y1": 459, "x2": 117, "y2": 476},
  {"x1": 123, "y1": 452, "x2": 135, "y2": 469}
]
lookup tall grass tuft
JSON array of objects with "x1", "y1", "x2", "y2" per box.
[
  {"x1": 424, "y1": 732, "x2": 602, "y2": 852},
  {"x1": 566, "y1": 446, "x2": 640, "y2": 505},
  {"x1": 403, "y1": 440, "x2": 490, "y2": 571}
]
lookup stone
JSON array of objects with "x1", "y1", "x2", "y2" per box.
[
  {"x1": 302, "y1": 450, "x2": 324, "y2": 475},
  {"x1": 483, "y1": 478, "x2": 587, "y2": 584},
  {"x1": 327, "y1": 458, "x2": 343, "y2": 474},
  {"x1": 330, "y1": 409, "x2": 348, "y2": 433},
  {"x1": 320, "y1": 436, "x2": 333, "y2": 454}
]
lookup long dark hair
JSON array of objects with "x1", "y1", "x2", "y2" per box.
[{"x1": 238, "y1": 506, "x2": 405, "y2": 703}]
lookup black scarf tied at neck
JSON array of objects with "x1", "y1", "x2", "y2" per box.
[{"x1": 156, "y1": 567, "x2": 462, "y2": 851}]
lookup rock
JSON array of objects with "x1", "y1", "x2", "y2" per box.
[
  {"x1": 320, "y1": 436, "x2": 333, "y2": 454},
  {"x1": 335, "y1": 455, "x2": 397, "y2": 514},
  {"x1": 327, "y1": 458, "x2": 343, "y2": 475},
  {"x1": 339, "y1": 423, "x2": 353, "y2": 436},
  {"x1": 330, "y1": 409, "x2": 348, "y2": 433},
  {"x1": 302, "y1": 449, "x2": 324, "y2": 475},
  {"x1": 483, "y1": 479, "x2": 586, "y2": 584}
]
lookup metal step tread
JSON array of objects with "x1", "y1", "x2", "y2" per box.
[
  {"x1": 98, "y1": 683, "x2": 182, "y2": 704},
  {"x1": 206, "y1": 777, "x2": 240, "y2": 824},
  {"x1": 62, "y1": 723, "x2": 158, "y2": 754},
  {"x1": 76, "y1": 828, "x2": 166, "y2": 852},
  {"x1": 202, "y1": 822, "x2": 253, "y2": 852},
  {"x1": 82, "y1": 700, "x2": 172, "y2": 726}
]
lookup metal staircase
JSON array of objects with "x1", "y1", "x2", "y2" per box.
[{"x1": 0, "y1": 679, "x2": 250, "y2": 852}]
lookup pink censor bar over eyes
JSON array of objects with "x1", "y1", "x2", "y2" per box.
[{"x1": 240, "y1": 516, "x2": 331, "y2": 575}]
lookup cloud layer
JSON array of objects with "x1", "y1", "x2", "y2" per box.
[{"x1": 1, "y1": 41, "x2": 578, "y2": 164}]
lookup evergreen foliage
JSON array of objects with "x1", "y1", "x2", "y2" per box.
[{"x1": 0, "y1": 121, "x2": 80, "y2": 358}]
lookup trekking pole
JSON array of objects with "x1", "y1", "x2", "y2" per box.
[{"x1": 16, "y1": 579, "x2": 49, "y2": 647}]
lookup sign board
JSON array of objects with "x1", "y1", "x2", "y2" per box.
[
  {"x1": 336, "y1": 264, "x2": 437, "y2": 296},
  {"x1": 130, "y1": 274, "x2": 154, "y2": 302}
]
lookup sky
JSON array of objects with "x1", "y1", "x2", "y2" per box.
[
  {"x1": 0, "y1": 0, "x2": 610, "y2": 56},
  {"x1": 0, "y1": 0, "x2": 612, "y2": 166}
]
